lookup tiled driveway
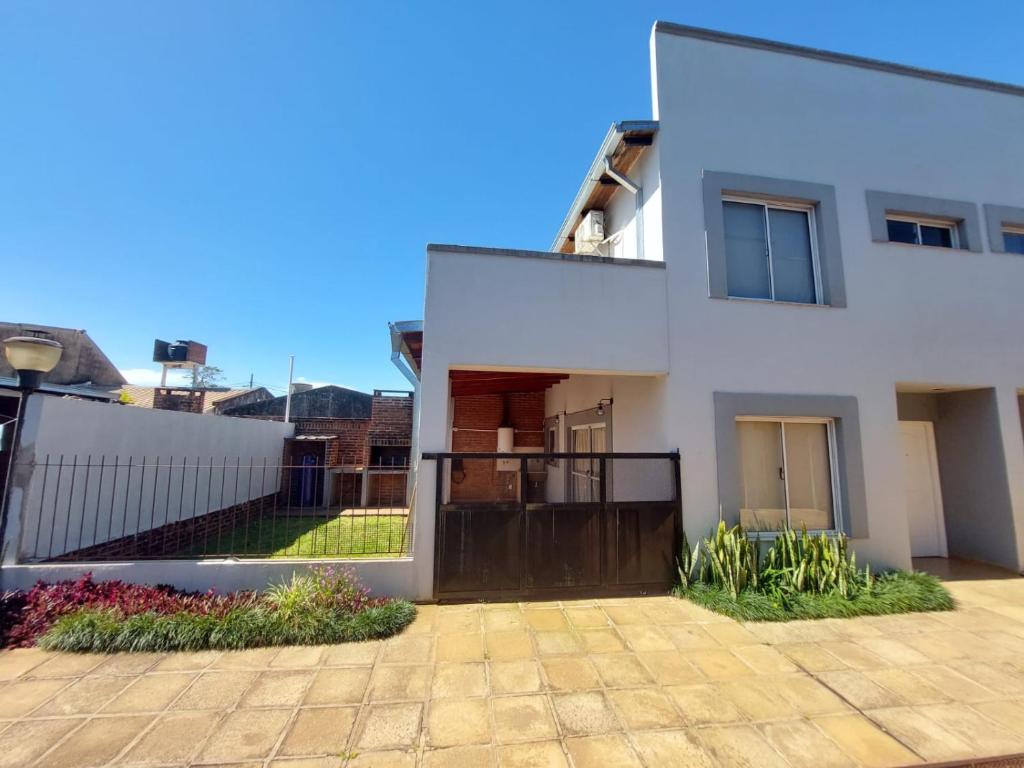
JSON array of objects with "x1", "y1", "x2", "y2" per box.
[{"x1": 2, "y1": 568, "x2": 1024, "y2": 767}]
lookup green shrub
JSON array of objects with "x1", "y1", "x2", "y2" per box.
[
  {"x1": 36, "y1": 567, "x2": 416, "y2": 653},
  {"x1": 675, "y1": 523, "x2": 953, "y2": 621}
]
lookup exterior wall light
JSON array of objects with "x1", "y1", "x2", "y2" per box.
[{"x1": 3, "y1": 336, "x2": 64, "y2": 391}]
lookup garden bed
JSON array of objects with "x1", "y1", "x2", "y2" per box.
[
  {"x1": 674, "y1": 523, "x2": 954, "y2": 622},
  {"x1": 0, "y1": 566, "x2": 415, "y2": 652}
]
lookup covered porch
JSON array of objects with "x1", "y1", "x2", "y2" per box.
[{"x1": 425, "y1": 368, "x2": 679, "y2": 600}]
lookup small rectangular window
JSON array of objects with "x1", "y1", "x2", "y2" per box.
[
  {"x1": 736, "y1": 417, "x2": 839, "y2": 532},
  {"x1": 885, "y1": 216, "x2": 958, "y2": 249},
  {"x1": 722, "y1": 198, "x2": 820, "y2": 304},
  {"x1": 1003, "y1": 226, "x2": 1024, "y2": 255}
]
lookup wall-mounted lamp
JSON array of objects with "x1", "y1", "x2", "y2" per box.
[{"x1": 596, "y1": 398, "x2": 613, "y2": 416}]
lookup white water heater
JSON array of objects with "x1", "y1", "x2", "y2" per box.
[{"x1": 497, "y1": 427, "x2": 517, "y2": 471}]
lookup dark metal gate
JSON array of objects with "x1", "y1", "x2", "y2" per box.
[{"x1": 423, "y1": 452, "x2": 681, "y2": 600}]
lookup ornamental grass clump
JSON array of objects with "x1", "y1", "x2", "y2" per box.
[
  {"x1": 675, "y1": 521, "x2": 952, "y2": 621},
  {"x1": 2, "y1": 566, "x2": 415, "y2": 653}
]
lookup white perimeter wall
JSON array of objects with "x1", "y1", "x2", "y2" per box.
[
  {"x1": 6, "y1": 395, "x2": 294, "y2": 562},
  {"x1": 651, "y1": 29, "x2": 1024, "y2": 570}
]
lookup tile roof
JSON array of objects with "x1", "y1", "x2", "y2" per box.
[{"x1": 117, "y1": 386, "x2": 260, "y2": 413}]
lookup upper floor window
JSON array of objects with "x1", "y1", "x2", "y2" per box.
[
  {"x1": 885, "y1": 215, "x2": 959, "y2": 249},
  {"x1": 1003, "y1": 226, "x2": 1024, "y2": 255},
  {"x1": 723, "y1": 197, "x2": 821, "y2": 304}
]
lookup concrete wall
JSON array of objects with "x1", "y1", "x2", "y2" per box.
[
  {"x1": 5, "y1": 395, "x2": 294, "y2": 562},
  {"x1": 650, "y1": 28, "x2": 1024, "y2": 570}
]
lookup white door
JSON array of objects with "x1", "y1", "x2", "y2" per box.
[{"x1": 900, "y1": 421, "x2": 947, "y2": 557}]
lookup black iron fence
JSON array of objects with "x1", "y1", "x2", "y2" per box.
[
  {"x1": 422, "y1": 452, "x2": 681, "y2": 598},
  {"x1": 14, "y1": 455, "x2": 413, "y2": 562}
]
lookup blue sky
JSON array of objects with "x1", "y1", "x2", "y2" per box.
[{"x1": 2, "y1": 1, "x2": 1021, "y2": 395}]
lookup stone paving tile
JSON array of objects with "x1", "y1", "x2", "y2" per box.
[
  {"x1": 422, "y1": 744, "x2": 495, "y2": 767},
  {"x1": 436, "y1": 633, "x2": 485, "y2": 663},
  {"x1": 565, "y1": 734, "x2": 644, "y2": 767},
  {"x1": 812, "y1": 713, "x2": 922, "y2": 767},
  {"x1": 239, "y1": 669, "x2": 315, "y2": 708},
  {"x1": 634, "y1": 650, "x2": 704, "y2": 684},
  {"x1": 631, "y1": 728, "x2": 716, "y2": 767},
  {"x1": 426, "y1": 698, "x2": 491, "y2": 747},
  {"x1": 692, "y1": 724, "x2": 791, "y2": 768},
  {"x1": 171, "y1": 669, "x2": 257, "y2": 710},
  {"x1": 0, "y1": 717, "x2": 84, "y2": 768},
  {"x1": 277, "y1": 705, "x2": 358, "y2": 757},
  {"x1": 303, "y1": 665, "x2": 371, "y2": 705},
  {"x1": 90, "y1": 652, "x2": 166, "y2": 676},
  {"x1": 117, "y1": 709, "x2": 219, "y2": 765},
  {"x1": 484, "y1": 630, "x2": 534, "y2": 661},
  {"x1": 665, "y1": 683, "x2": 746, "y2": 726},
  {"x1": 0, "y1": 677, "x2": 69, "y2": 718},
  {"x1": 495, "y1": 740, "x2": 569, "y2": 768},
  {"x1": 540, "y1": 657, "x2": 601, "y2": 691},
  {"x1": 759, "y1": 719, "x2": 856, "y2": 768},
  {"x1": 491, "y1": 694, "x2": 558, "y2": 743},
  {"x1": 0, "y1": 648, "x2": 50, "y2": 680},
  {"x1": 270, "y1": 644, "x2": 326, "y2": 668},
  {"x1": 607, "y1": 687, "x2": 684, "y2": 730},
  {"x1": 431, "y1": 662, "x2": 488, "y2": 699},
  {"x1": 356, "y1": 702, "x2": 423, "y2": 750},
  {"x1": 25, "y1": 652, "x2": 105, "y2": 679},
  {"x1": 367, "y1": 663, "x2": 432, "y2": 701},
  {"x1": 198, "y1": 707, "x2": 293, "y2": 762},
  {"x1": 33, "y1": 674, "x2": 134, "y2": 716},
  {"x1": 36, "y1": 715, "x2": 154, "y2": 768},
  {"x1": 101, "y1": 671, "x2": 195, "y2": 713},
  {"x1": 488, "y1": 660, "x2": 542, "y2": 695},
  {"x1": 865, "y1": 706, "x2": 976, "y2": 761},
  {"x1": 589, "y1": 653, "x2": 653, "y2": 687},
  {"x1": 550, "y1": 691, "x2": 621, "y2": 736}
]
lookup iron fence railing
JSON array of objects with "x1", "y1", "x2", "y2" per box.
[{"x1": 14, "y1": 455, "x2": 413, "y2": 562}]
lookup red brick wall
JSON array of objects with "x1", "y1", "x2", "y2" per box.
[
  {"x1": 294, "y1": 419, "x2": 370, "y2": 466},
  {"x1": 369, "y1": 393, "x2": 414, "y2": 446},
  {"x1": 449, "y1": 392, "x2": 545, "y2": 502},
  {"x1": 152, "y1": 388, "x2": 204, "y2": 414}
]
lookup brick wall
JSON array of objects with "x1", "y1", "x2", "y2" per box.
[
  {"x1": 152, "y1": 388, "x2": 205, "y2": 414},
  {"x1": 50, "y1": 493, "x2": 277, "y2": 561},
  {"x1": 449, "y1": 392, "x2": 545, "y2": 502},
  {"x1": 294, "y1": 418, "x2": 370, "y2": 466},
  {"x1": 369, "y1": 393, "x2": 414, "y2": 446}
]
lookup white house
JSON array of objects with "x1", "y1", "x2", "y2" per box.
[{"x1": 394, "y1": 22, "x2": 1024, "y2": 601}]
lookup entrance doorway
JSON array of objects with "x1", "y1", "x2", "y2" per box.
[{"x1": 900, "y1": 420, "x2": 947, "y2": 557}]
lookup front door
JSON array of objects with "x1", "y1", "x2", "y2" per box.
[{"x1": 900, "y1": 421, "x2": 947, "y2": 557}]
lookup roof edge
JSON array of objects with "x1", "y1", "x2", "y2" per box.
[
  {"x1": 653, "y1": 22, "x2": 1024, "y2": 98},
  {"x1": 427, "y1": 243, "x2": 665, "y2": 269},
  {"x1": 550, "y1": 120, "x2": 660, "y2": 253}
]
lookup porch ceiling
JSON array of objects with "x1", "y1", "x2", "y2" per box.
[{"x1": 449, "y1": 370, "x2": 569, "y2": 396}]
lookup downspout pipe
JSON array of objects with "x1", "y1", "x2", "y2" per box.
[{"x1": 603, "y1": 157, "x2": 644, "y2": 261}]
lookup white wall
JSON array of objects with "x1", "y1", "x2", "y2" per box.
[
  {"x1": 651, "y1": 29, "x2": 1024, "y2": 570},
  {"x1": 544, "y1": 374, "x2": 675, "y2": 504},
  {"x1": 603, "y1": 143, "x2": 664, "y2": 264},
  {"x1": 6, "y1": 396, "x2": 294, "y2": 562}
]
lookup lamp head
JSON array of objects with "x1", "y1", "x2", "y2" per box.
[{"x1": 3, "y1": 336, "x2": 64, "y2": 391}]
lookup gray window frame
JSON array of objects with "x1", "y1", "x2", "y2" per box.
[
  {"x1": 703, "y1": 171, "x2": 846, "y2": 308},
  {"x1": 982, "y1": 204, "x2": 1024, "y2": 254},
  {"x1": 713, "y1": 392, "x2": 868, "y2": 538},
  {"x1": 865, "y1": 191, "x2": 982, "y2": 253}
]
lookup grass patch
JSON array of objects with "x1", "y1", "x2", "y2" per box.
[
  {"x1": 676, "y1": 570, "x2": 953, "y2": 622},
  {"x1": 39, "y1": 600, "x2": 416, "y2": 652},
  {"x1": 179, "y1": 514, "x2": 410, "y2": 559}
]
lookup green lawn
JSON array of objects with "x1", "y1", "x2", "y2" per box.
[{"x1": 181, "y1": 514, "x2": 411, "y2": 559}]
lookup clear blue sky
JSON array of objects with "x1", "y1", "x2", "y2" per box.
[{"x1": 2, "y1": 1, "x2": 1021, "y2": 395}]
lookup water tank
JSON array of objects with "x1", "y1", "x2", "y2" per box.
[{"x1": 496, "y1": 427, "x2": 517, "y2": 471}]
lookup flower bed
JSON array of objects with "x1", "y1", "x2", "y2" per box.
[
  {"x1": 0, "y1": 566, "x2": 416, "y2": 652},
  {"x1": 674, "y1": 523, "x2": 953, "y2": 622}
]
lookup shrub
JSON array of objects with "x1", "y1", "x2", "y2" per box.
[
  {"x1": 675, "y1": 522, "x2": 953, "y2": 621},
  {"x1": 5, "y1": 567, "x2": 415, "y2": 652}
]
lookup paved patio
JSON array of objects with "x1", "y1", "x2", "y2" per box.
[{"x1": 2, "y1": 566, "x2": 1024, "y2": 767}]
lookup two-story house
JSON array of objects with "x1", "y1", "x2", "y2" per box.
[{"x1": 394, "y1": 23, "x2": 1024, "y2": 601}]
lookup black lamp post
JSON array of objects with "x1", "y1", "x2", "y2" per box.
[{"x1": 0, "y1": 336, "x2": 64, "y2": 558}]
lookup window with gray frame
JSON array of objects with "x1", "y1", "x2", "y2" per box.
[
  {"x1": 866, "y1": 191, "x2": 982, "y2": 252},
  {"x1": 983, "y1": 204, "x2": 1024, "y2": 255},
  {"x1": 714, "y1": 392, "x2": 868, "y2": 538},
  {"x1": 703, "y1": 171, "x2": 846, "y2": 307}
]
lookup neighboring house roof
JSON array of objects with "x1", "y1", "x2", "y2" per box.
[
  {"x1": 222, "y1": 385, "x2": 373, "y2": 419},
  {"x1": 118, "y1": 385, "x2": 272, "y2": 414},
  {"x1": 0, "y1": 322, "x2": 126, "y2": 389}
]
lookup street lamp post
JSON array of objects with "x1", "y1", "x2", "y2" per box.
[{"x1": 0, "y1": 336, "x2": 64, "y2": 560}]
